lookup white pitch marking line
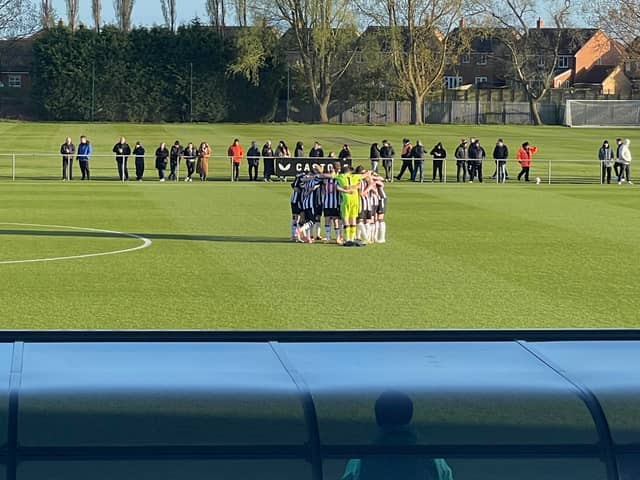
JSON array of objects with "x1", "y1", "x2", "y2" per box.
[{"x1": 0, "y1": 222, "x2": 152, "y2": 265}]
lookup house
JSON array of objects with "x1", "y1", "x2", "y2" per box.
[
  {"x1": 572, "y1": 64, "x2": 632, "y2": 95},
  {"x1": 444, "y1": 19, "x2": 626, "y2": 92},
  {"x1": 0, "y1": 34, "x2": 37, "y2": 93}
]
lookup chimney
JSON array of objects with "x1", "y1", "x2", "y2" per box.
[
  {"x1": 460, "y1": 17, "x2": 466, "y2": 29},
  {"x1": 536, "y1": 17, "x2": 544, "y2": 29}
]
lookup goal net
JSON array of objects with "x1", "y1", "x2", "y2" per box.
[{"x1": 564, "y1": 100, "x2": 640, "y2": 127}]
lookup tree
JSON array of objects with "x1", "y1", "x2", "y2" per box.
[
  {"x1": 357, "y1": 0, "x2": 464, "y2": 124},
  {"x1": 478, "y1": 0, "x2": 572, "y2": 125},
  {"x1": 92, "y1": 0, "x2": 102, "y2": 31},
  {"x1": 590, "y1": 0, "x2": 640, "y2": 53},
  {"x1": 160, "y1": 0, "x2": 177, "y2": 32},
  {"x1": 113, "y1": 0, "x2": 135, "y2": 32},
  {"x1": 40, "y1": 0, "x2": 55, "y2": 29},
  {"x1": 234, "y1": 0, "x2": 247, "y2": 26},
  {"x1": 251, "y1": 0, "x2": 361, "y2": 123},
  {"x1": 0, "y1": 0, "x2": 38, "y2": 38},
  {"x1": 65, "y1": 0, "x2": 79, "y2": 32},
  {"x1": 206, "y1": 0, "x2": 226, "y2": 30}
]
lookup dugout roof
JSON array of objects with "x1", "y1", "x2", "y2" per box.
[{"x1": 0, "y1": 330, "x2": 637, "y2": 480}]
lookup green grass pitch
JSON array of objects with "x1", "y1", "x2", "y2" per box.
[{"x1": 0, "y1": 121, "x2": 638, "y2": 329}]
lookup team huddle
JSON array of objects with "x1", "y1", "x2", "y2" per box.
[{"x1": 290, "y1": 162, "x2": 387, "y2": 247}]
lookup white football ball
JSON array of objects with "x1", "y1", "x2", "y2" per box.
[{"x1": 535, "y1": 177, "x2": 541, "y2": 184}]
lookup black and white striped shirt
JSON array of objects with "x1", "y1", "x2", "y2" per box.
[
  {"x1": 301, "y1": 175, "x2": 321, "y2": 210},
  {"x1": 323, "y1": 177, "x2": 340, "y2": 208},
  {"x1": 290, "y1": 173, "x2": 305, "y2": 204}
]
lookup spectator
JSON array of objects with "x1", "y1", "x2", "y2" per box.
[
  {"x1": 517, "y1": 142, "x2": 538, "y2": 182},
  {"x1": 454, "y1": 139, "x2": 468, "y2": 183},
  {"x1": 168, "y1": 140, "x2": 183, "y2": 181},
  {"x1": 380, "y1": 140, "x2": 395, "y2": 181},
  {"x1": 370, "y1": 143, "x2": 381, "y2": 173},
  {"x1": 133, "y1": 141, "x2": 145, "y2": 181},
  {"x1": 339, "y1": 144, "x2": 352, "y2": 163},
  {"x1": 410, "y1": 140, "x2": 426, "y2": 182},
  {"x1": 183, "y1": 142, "x2": 197, "y2": 182},
  {"x1": 60, "y1": 136, "x2": 75, "y2": 181},
  {"x1": 492, "y1": 139, "x2": 509, "y2": 183},
  {"x1": 77, "y1": 135, "x2": 92, "y2": 181},
  {"x1": 468, "y1": 138, "x2": 485, "y2": 183},
  {"x1": 429, "y1": 142, "x2": 446, "y2": 183},
  {"x1": 228, "y1": 139, "x2": 243, "y2": 181},
  {"x1": 395, "y1": 138, "x2": 414, "y2": 181},
  {"x1": 112, "y1": 136, "x2": 131, "y2": 181},
  {"x1": 615, "y1": 138, "x2": 624, "y2": 182},
  {"x1": 247, "y1": 141, "x2": 260, "y2": 181},
  {"x1": 275, "y1": 140, "x2": 290, "y2": 181},
  {"x1": 155, "y1": 142, "x2": 169, "y2": 182},
  {"x1": 294, "y1": 141, "x2": 305, "y2": 158},
  {"x1": 309, "y1": 141, "x2": 324, "y2": 158},
  {"x1": 198, "y1": 142, "x2": 212, "y2": 182},
  {"x1": 618, "y1": 138, "x2": 633, "y2": 185},
  {"x1": 262, "y1": 140, "x2": 275, "y2": 182},
  {"x1": 599, "y1": 140, "x2": 613, "y2": 185}
]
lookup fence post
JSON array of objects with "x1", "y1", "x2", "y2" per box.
[
  {"x1": 12, "y1": 154, "x2": 15, "y2": 181},
  {"x1": 443, "y1": 158, "x2": 447, "y2": 184},
  {"x1": 548, "y1": 158, "x2": 552, "y2": 185}
]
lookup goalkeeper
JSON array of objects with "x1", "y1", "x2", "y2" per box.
[{"x1": 335, "y1": 165, "x2": 362, "y2": 246}]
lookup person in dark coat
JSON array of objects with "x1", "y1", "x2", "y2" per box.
[
  {"x1": 599, "y1": 140, "x2": 614, "y2": 184},
  {"x1": 60, "y1": 136, "x2": 75, "y2": 181},
  {"x1": 454, "y1": 139, "x2": 468, "y2": 183},
  {"x1": 155, "y1": 142, "x2": 169, "y2": 181},
  {"x1": 133, "y1": 141, "x2": 145, "y2": 181},
  {"x1": 380, "y1": 140, "x2": 395, "y2": 181},
  {"x1": 370, "y1": 143, "x2": 381, "y2": 173},
  {"x1": 492, "y1": 139, "x2": 509, "y2": 183},
  {"x1": 309, "y1": 141, "x2": 324, "y2": 158},
  {"x1": 467, "y1": 138, "x2": 485, "y2": 183},
  {"x1": 429, "y1": 142, "x2": 446, "y2": 183},
  {"x1": 247, "y1": 140, "x2": 261, "y2": 181},
  {"x1": 338, "y1": 144, "x2": 352, "y2": 164},
  {"x1": 410, "y1": 140, "x2": 426, "y2": 182},
  {"x1": 295, "y1": 141, "x2": 305, "y2": 158},
  {"x1": 395, "y1": 138, "x2": 414, "y2": 181},
  {"x1": 262, "y1": 140, "x2": 275, "y2": 181},
  {"x1": 168, "y1": 140, "x2": 183, "y2": 181},
  {"x1": 113, "y1": 136, "x2": 131, "y2": 181}
]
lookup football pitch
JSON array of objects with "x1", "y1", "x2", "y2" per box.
[{"x1": 0, "y1": 122, "x2": 638, "y2": 329}]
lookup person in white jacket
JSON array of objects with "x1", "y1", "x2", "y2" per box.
[{"x1": 618, "y1": 138, "x2": 633, "y2": 185}]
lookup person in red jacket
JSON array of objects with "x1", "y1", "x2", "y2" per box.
[
  {"x1": 517, "y1": 142, "x2": 538, "y2": 182},
  {"x1": 228, "y1": 138, "x2": 244, "y2": 181}
]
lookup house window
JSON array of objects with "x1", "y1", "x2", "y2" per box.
[
  {"x1": 355, "y1": 52, "x2": 364, "y2": 64},
  {"x1": 536, "y1": 55, "x2": 545, "y2": 67},
  {"x1": 596, "y1": 57, "x2": 602, "y2": 65},
  {"x1": 8, "y1": 75, "x2": 21, "y2": 88},
  {"x1": 477, "y1": 53, "x2": 488, "y2": 65},
  {"x1": 475, "y1": 76, "x2": 488, "y2": 85},
  {"x1": 558, "y1": 56, "x2": 571, "y2": 69},
  {"x1": 444, "y1": 76, "x2": 463, "y2": 89},
  {"x1": 460, "y1": 53, "x2": 470, "y2": 64}
]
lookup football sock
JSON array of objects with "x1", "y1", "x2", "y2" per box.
[
  {"x1": 325, "y1": 224, "x2": 331, "y2": 239},
  {"x1": 291, "y1": 219, "x2": 297, "y2": 238}
]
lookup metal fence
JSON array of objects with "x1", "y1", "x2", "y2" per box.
[{"x1": 0, "y1": 153, "x2": 622, "y2": 185}]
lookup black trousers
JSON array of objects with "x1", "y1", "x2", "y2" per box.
[
  {"x1": 396, "y1": 160, "x2": 413, "y2": 180},
  {"x1": 135, "y1": 158, "x2": 144, "y2": 180},
  {"x1": 614, "y1": 163, "x2": 622, "y2": 180},
  {"x1": 620, "y1": 164, "x2": 631, "y2": 182},
  {"x1": 248, "y1": 160, "x2": 259, "y2": 180},
  {"x1": 79, "y1": 160, "x2": 90, "y2": 180},
  {"x1": 233, "y1": 163, "x2": 240, "y2": 181},
  {"x1": 469, "y1": 161, "x2": 483, "y2": 182},
  {"x1": 432, "y1": 160, "x2": 443, "y2": 182},
  {"x1": 168, "y1": 159, "x2": 178, "y2": 180},
  {"x1": 186, "y1": 160, "x2": 196, "y2": 178},
  {"x1": 263, "y1": 158, "x2": 275, "y2": 180},
  {"x1": 116, "y1": 158, "x2": 129, "y2": 180},
  {"x1": 456, "y1": 160, "x2": 467, "y2": 182},
  {"x1": 497, "y1": 161, "x2": 507, "y2": 182},
  {"x1": 518, "y1": 166, "x2": 530, "y2": 181},
  {"x1": 601, "y1": 164, "x2": 612, "y2": 184},
  {"x1": 62, "y1": 157, "x2": 73, "y2": 180}
]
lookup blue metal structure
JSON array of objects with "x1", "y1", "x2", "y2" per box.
[{"x1": 0, "y1": 330, "x2": 637, "y2": 480}]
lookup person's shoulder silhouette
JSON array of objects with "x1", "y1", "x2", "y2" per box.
[{"x1": 341, "y1": 391, "x2": 453, "y2": 480}]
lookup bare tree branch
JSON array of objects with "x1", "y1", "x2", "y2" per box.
[
  {"x1": 160, "y1": 0, "x2": 177, "y2": 32},
  {"x1": 113, "y1": 0, "x2": 135, "y2": 31},
  {"x1": 92, "y1": 0, "x2": 102, "y2": 31}
]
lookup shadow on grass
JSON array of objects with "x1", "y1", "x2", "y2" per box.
[{"x1": 0, "y1": 229, "x2": 289, "y2": 244}]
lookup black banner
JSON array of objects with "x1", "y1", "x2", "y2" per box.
[{"x1": 275, "y1": 158, "x2": 352, "y2": 177}]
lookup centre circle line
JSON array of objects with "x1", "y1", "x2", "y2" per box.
[{"x1": 0, "y1": 222, "x2": 152, "y2": 265}]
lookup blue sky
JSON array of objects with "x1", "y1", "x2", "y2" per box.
[{"x1": 51, "y1": 0, "x2": 207, "y2": 28}]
